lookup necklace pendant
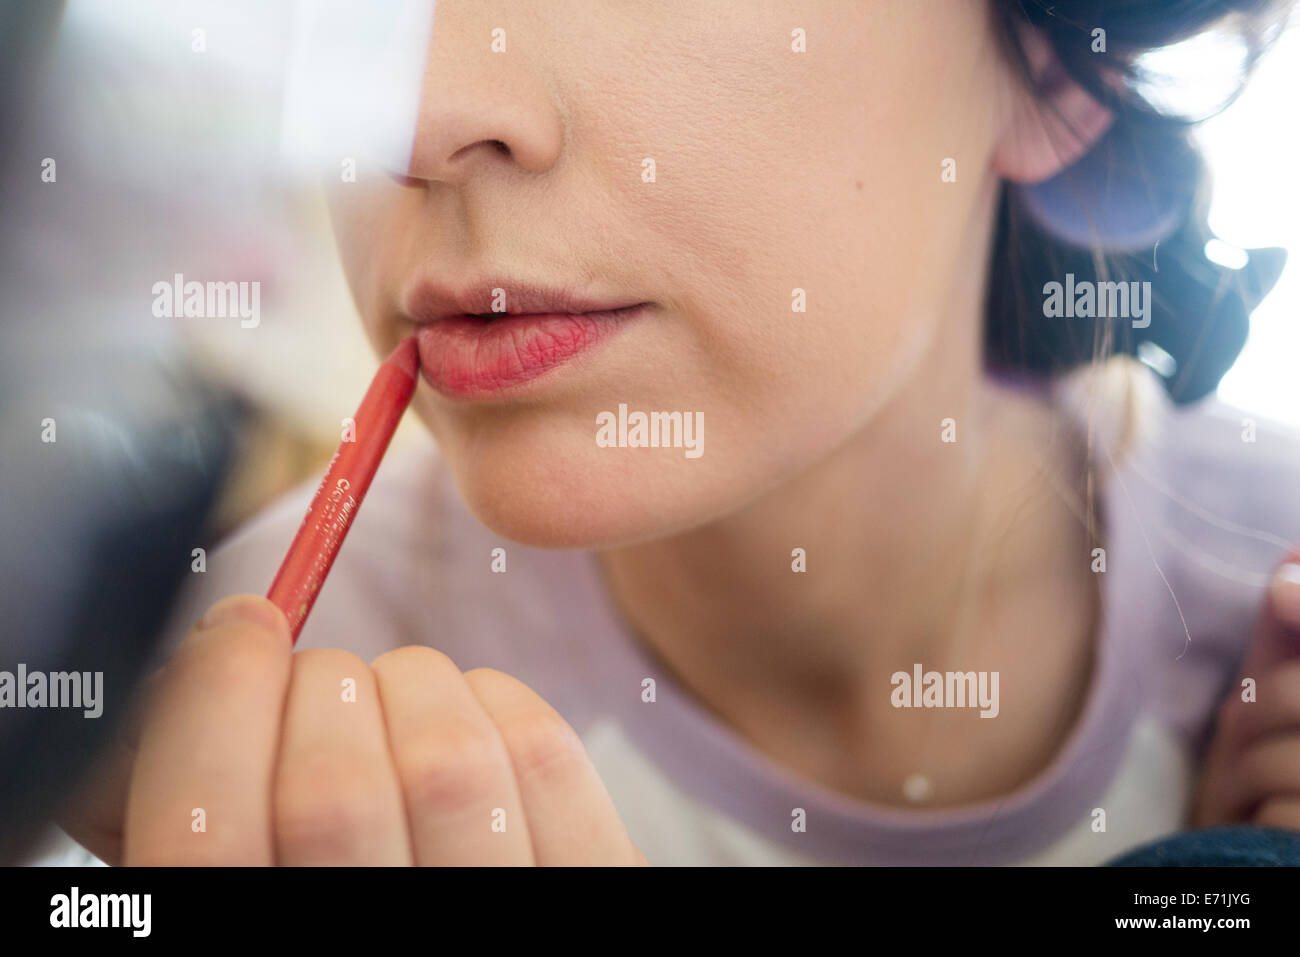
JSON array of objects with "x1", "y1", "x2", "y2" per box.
[{"x1": 902, "y1": 773, "x2": 933, "y2": 804}]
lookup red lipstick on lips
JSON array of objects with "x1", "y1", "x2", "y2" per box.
[{"x1": 404, "y1": 281, "x2": 648, "y2": 397}]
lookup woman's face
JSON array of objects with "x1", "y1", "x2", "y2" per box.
[{"x1": 329, "y1": 0, "x2": 1012, "y2": 547}]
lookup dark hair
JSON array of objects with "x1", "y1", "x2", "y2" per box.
[{"x1": 986, "y1": 0, "x2": 1294, "y2": 403}]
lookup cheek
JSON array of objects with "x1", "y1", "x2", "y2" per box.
[
  {"x1": 325, "y1": 182, "x2": 408, "y2": 336},
  {"x1": 611, "y1": 1, "x2": 1001, "y2": 383},
  {"x1": 337, "y1": 1, "x2": 1004, "y2": 548}
]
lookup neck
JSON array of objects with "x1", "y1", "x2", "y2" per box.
[{"x1": 593, "y1": 178, "x2": 1097, "y2": 793}]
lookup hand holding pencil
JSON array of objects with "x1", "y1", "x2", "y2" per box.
[{"x1": 57, "y1": 343, "x2": 646, "y2": 865}]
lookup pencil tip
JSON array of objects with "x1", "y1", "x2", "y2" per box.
[{"x1": 386, "y1": 336, "x2": 418, "y2": 379}]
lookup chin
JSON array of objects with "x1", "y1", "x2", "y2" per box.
[{"x1": 443, "y1": 429, "x2": 730, "y2": 549}]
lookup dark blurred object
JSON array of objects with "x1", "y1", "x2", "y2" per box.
[
  {"x1": 0, "y1": 373, "x2": 248, "y2": 865},
  {"x1": 0, "y1": 3, "x2": 64, "y2": 167},
  {"x1": 991, "y1": 116, "x2": 1288, "y2": 405},
  {"x1": 0, "y1": 0, "x2": 249, "y2": 864}
]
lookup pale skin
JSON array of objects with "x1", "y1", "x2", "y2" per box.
[{"x1": 64, "y1": 0, "x2": 1300, "y2": 863}]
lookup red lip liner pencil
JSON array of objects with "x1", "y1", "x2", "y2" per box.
[{"x1": 266, "y1": 337, "x2": 419, "y2": 642}]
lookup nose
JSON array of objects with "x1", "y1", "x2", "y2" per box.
[{"x1": 403, "y1": 3, "x2": 564, "y2": 186}]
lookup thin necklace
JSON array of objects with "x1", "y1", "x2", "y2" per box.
[
  {"x1": 899, "y1": 451, "x2": 992, "y2": 804},
  {"x1": 899, "y1": 413, "x2": 1096, "y2": 805}
]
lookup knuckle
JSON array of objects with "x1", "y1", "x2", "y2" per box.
[
  {"x1": 275, "y1": 758, "x2": 390, "y2": 855},
  {"x1": 395, "y1": 717, "x2": 503, "y2": 811},
  {"x1": 495, "y1": 708, "x2": 588, "y2": 786},
  {"x1": 461, "y1": 667, "x2": 589, "y2": 785}
]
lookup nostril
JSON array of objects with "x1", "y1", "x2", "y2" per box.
[{"x1": 489, "y1": 139, "x2": 510, "y2": 155}]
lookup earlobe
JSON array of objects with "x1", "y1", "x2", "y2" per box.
[{"x1": 992, "y1": 37, "x2": 1115, "y2": 184}]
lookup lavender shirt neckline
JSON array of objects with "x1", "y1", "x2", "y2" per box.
[{"x1": 560, "y1": 378, "x2": 1162, "y2": 865}]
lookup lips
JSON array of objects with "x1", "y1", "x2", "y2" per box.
[{"x1": 402, "y1": 280, "x2": 649, "y2": 398}]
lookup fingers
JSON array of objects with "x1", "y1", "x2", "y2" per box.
[
  {"x1": 1216, "y1": 562, "x2": 1300, "y2": 830},
  {"x1": 113, "y1": 598, "x2": 638, "y2": 866},
  {"x1": 1221, "y1": 732, "x2": 1300, "y2": 823},
  {"x1": 464, "y1": 668, "x2": 642, "y2": 865},
  {"x1": 1239, "y1": 559, "x2": 1300, "y2": 675},
  {"x1": 1252, "y1": 797, "x2": 1300, "y2": 831},
  {"x1": 1268, "y1": 561, "x2": 1300, "y2": 629},
  {"x1": 1195, "y1": 559, "x2": 1300, "y2": 830},
  {"x1": 1220, "y1": 660, "x2": 1300, "y2": 745},
  {"x1": 273, "y1": 650, "x2": 412, "y2": 865},
  {"x1": 371, "y1": 647, "x2": 533, "y2": 865},
  {"x1": 124, "y1": 595, "x2": 293, "y2": 865}
]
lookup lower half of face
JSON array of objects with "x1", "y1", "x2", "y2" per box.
[{"x1": 329, "y1": 0, "x2": 1006, "y2": 548}]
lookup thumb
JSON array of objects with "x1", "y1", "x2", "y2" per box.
[{"x1": 56, "y1": 594, "x2": 288, "y2": 864}]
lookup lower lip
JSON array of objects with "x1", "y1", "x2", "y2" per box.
[{"x1": 413, "y1": 304, "x2": 647, "y2": 398}]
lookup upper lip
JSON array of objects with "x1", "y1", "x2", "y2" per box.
[{"x1": 403, "y1": 278, "x2": 648, "y2": 323}]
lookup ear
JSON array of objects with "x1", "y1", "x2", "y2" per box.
[{"x1": 993, "y1": 28, "x2": 1115, "y2": 184}]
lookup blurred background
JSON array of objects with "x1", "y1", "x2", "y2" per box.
[
  {"x1": 4, "y1": 0, "x2": 436, "y2": 548},
  {"x1": 1, "y1": 0, "x2": 437, "y2": 866},
  {"x1": 1138, "y1": 20, "x2": 1300, "y2": 422},
  {"x1": 1, "y1": 0, "x2": 1296, "y2": 864}
]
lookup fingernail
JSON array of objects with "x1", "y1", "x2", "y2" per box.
[
  {"x1": 1269, "y1": 563, "x2": 1300, "y2": 624},
  {"x1": 197, "y1": 595, "x2": 290, "y2": 638}
]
